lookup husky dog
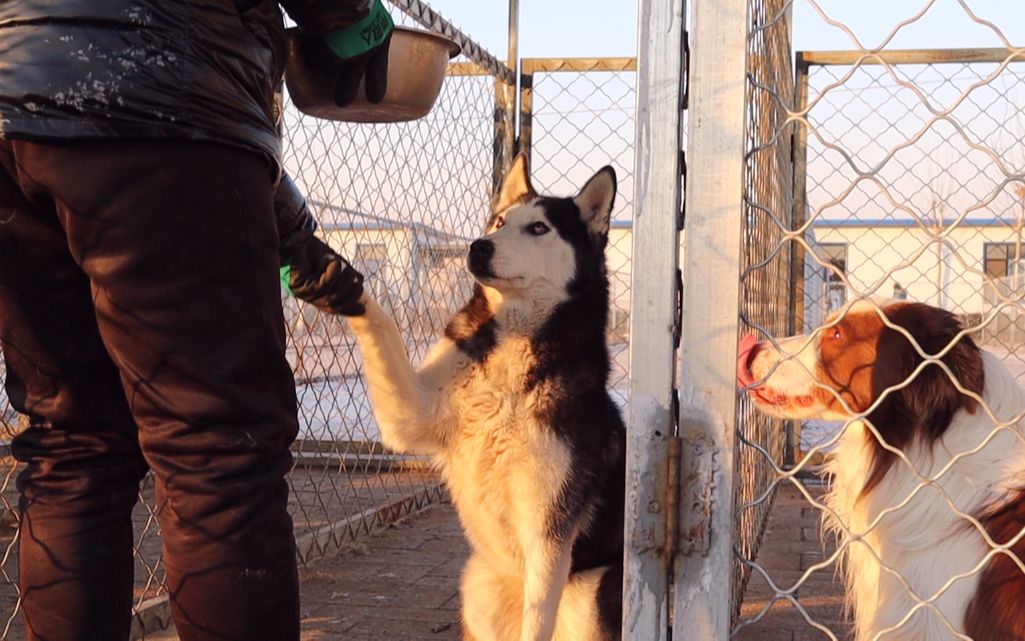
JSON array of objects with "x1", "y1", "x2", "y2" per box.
[{"x1": 346, "y1": 154, "x2": 626, "y2": 641}]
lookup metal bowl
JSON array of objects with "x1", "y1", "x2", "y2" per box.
[{"x1": 284, "y1": 26, "x2": 461, "y2": 123}]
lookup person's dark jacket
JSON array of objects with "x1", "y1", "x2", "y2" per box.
[
  {"x1": 274, "y1": 173, "x2": 319, "y2": 261},
  {"x1": 0, "y1": 0, "x2": 373, "y2": 314},
  {"x1": 0, "y1": 0, "x2": 370, "y2": 166}
]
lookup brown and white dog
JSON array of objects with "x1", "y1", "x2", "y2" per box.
[{"x1": 737, "y1": 299, "x2": 1025, "y2": 641}]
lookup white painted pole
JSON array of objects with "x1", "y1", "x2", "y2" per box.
[
  {"x1": 674, "y1": 0, "x2": 748, "y2": 637},
  {"x1": 624, "y1": 0, "x2": 686, "y2": 638}
]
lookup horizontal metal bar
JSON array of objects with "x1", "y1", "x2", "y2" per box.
[
  {"x1": 293, "y1": 438, "x2": 371, "y2": 454},
  {"x1": 446, "y1": 61, "x2": 496, "y2": 76},
  {"x1": 521, "y1": 57, "x2": 637, "y2": 74},
  {"x1": 130, "y1": 596, "x2": 173, "y2": 641},
  {"x1": 293, "y1": 451, "x2": 430, "y2": 471},
  {"x1": 798, "y1": 47, "x2": 1025, "y2": 67},
  {"x1": 386, "y1": 0, "x2": 514, "y2": 83},
  {"x1": 291, "y1": 439, "x2": 429, "y2": 470},
  {"x1": 294, "y1": 485, "x2": 442, "y2": 564}
]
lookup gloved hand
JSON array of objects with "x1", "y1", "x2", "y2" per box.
[
  {"x1": 286, "y1": 235, "x2": 366, "y2": 316},
  {"x1": 298, "y1": 0, "x2": 394, "y2": 106}
]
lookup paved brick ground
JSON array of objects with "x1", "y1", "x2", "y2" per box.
[
  {"x1": 146, "y1": 482, "x2": 851, "y2": 641},
  {"x1": 735, "y1": 481, "x2": 851, "y2": 641},
  {"x1": 146, "y1": 505, "x2": 468, "y2": 641}
]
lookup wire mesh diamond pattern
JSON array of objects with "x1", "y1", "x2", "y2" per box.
[
  {"x1": 0, "y1": 1, "x2": 509, "y2": 637},
  {"x1": 524, "y1": 61, "x2": 636, "y2": 398},
  {"x1": 735, "y1": 1, "x2": 1025, "y2": 640}
]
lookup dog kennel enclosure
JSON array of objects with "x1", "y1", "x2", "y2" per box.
[{"x1": 1, "y1": 0, "x2": 1025, "y2": 639}]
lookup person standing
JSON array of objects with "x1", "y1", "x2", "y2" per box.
[{"x1": 0, "y1": 1, "x2": 391, "y2": 639}]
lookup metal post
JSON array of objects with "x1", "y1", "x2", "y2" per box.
[
  {"x1": 507, "y1": 0, "x2": 519, "y2": 153},
  {"x1": 787, "y1": 56, "x2": 810, "y2": 467},
  {"x1": 624, "y1": 0, "x2": 685, "y2": 639},
  {"x1": 490, "y1": 0, "x2": 519, "y2": 196},
  {"x1": 518, "y1": 63, "x2": 534, "y2": 166},
  {"x1": 493, "y1": 77, "x2": 515, "y2": 194},
  {"x1": 508, "y1": 0, "x2": 519, "y2": 84},
  {"x1": 674, "y1": 0, "x2": 748, "y2": 637}
]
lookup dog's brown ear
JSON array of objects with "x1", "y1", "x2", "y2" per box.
[
  {"x1": 489, "y1": 153, "x2": 536, "y2": 228},
  {"x1": 861, "y1": 302, "x2": 985, "y2": 498}
]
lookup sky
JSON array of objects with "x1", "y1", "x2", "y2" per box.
[
  {"x1": 294, "y1": 1, "x2": 1025, "y2": 230},
  {"x1": 410, "y1": 0, "x2": 638, "y2": 61},
  {"x1": 423, "y1": 0, "x2": 1024, "y2": 62}
]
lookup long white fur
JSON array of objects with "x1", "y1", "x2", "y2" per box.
[
  {"x1": 750, "y1": 317, "x2": 1025, "y2": 641},
  {"x1": 820, "y1": 352, "x2": 1025, "y2": 641},
  {"x1": 348, "y1": 294, "x2": 605, "y2": 641}
]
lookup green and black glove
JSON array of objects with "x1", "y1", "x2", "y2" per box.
[
  {"x1": 298, "y1": 0, "x2": 395, "y2": 106},
  {"x1": 275, "y1": 174, "x2": 365, "y2": 316},
  {"x1": 286, "y1": 236, "x2": 366, "y2": 316}
]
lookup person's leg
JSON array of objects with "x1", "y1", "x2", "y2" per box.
[
  {"x1": 10, "y1": 139, "x2": 302, "y2": 641},
  {"x1": 0, "y1": 141, "x2": 147, "y2": 641}
]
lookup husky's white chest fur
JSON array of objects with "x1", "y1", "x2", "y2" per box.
[{"x1": 440, "y1": 337, "x2": 573, "y2": 573}]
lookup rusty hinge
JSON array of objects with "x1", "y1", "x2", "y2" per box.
[
  {"x1": 681, "y1": 29, "x2": 691, "y2": 111},
  {"x1": 672, "y1": 268, "x2": 683, "y2": 349},
  {"x1": 678, "y1": 426, "x2": 716, "y2": 557},
  {"x1": 664, "y1": 390, "x2": 682, "y2": 560},
  {"x1": 678, "y1": 150, "x2": 687, "y2": 230}
]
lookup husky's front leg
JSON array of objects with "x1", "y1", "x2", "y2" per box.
[
  {"x1": 519, "y1": 537, "x2": 574, "y2": 641},
  {"x1": 346, "y1": 295, "x2": 445, "y2": 454}
]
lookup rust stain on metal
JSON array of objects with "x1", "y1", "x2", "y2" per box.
[
  {"x1": 679, "y1": 433, "x2": 716, "y2": 557},
  {"x1": 663, "y1": 435, "x2": 682, "y2": 559}
]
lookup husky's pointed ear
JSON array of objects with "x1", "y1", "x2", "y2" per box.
[
  {"x1": 574, "y1": 166, "x2": 617, "y2": 235},
  {"x1": 490, "y1": 153, "x2": 536, "y2": 219}
]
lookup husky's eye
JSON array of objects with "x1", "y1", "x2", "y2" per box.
[
  {"x1": 526, "y1": 221, "x2": 550, "y2": 236},
  {"x1": 494, "y1": 216, "x2": 506, "y2": 230}
]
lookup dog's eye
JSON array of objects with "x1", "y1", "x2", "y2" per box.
[
  {"x1": 494, "y1": 216, "x2": 505, "y2": 230},
  {"x1": 830, "y1": 327, "x2": 843, "y2": 340},
  {"x1": 527, "y1": 221, "x2": 550, "y2": 236}
]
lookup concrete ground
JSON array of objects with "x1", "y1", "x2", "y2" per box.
[{"x1": 146, "y1": 482, "x2": 849, "y2": 641}]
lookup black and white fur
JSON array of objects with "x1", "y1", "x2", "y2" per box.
[{"x1": 346, "y1": 154, "x2": 626, "y2": 641}]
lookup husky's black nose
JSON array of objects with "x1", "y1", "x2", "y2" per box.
[
  {"x1": 469, "y1": 240, "x2": 494, "y2": 260},
  {"x1": 467, "y1": 239, "x2": 495, "y2": 277}
]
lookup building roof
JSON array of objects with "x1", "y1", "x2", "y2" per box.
[
  {"x1": 311, "y1": 200, "x2": 475, "y2": 243},
  {"x1": 810, "y1": 216, "x2": 1021, "y2": 229},
  {"x1": 504, "y1": 217, "x2": 1018, "y2": 231}
]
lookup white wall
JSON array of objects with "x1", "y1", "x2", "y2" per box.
[{"x1": 809, "y1": 224, "x2": 1021, "y2": 316}]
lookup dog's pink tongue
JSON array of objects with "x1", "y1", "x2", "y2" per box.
[{"x1": 737, "y1": 335, "x2": 758, "y2": 388}]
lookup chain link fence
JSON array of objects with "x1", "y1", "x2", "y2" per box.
[
  {"x1": 278, "y1": 34, "x2": 501, "y2": 570},
  {"x1": 796, "y1": 50, "x2": 1025, "y2": 461},
  {"x1": 733, "y1": 1, "x2": 1025, "y2": 640},
  {"x1": 734, "y1": 0, "x2": 794, "y2": 626},
  {"x1": 0, "y1": 1, "x2": 511, "y2": 637},
  {"x1": 519, "y1": 58, "x2": 636, "y2": 399}
]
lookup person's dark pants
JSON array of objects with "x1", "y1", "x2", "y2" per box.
[{"x1": 0, "y1": 138, "x2": 301, "y2": 641}]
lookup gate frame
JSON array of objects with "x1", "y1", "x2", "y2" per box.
[
  {"x1": 623, "y1": 0, "x2": 686, "y2": 640},
  {"x1": 671, "y1": 0, "x2": 749, "y2": 638}
]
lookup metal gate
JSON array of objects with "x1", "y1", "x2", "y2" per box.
[{"x1": 626, "y1": 0, "x2": 1025, "y2": 640}]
